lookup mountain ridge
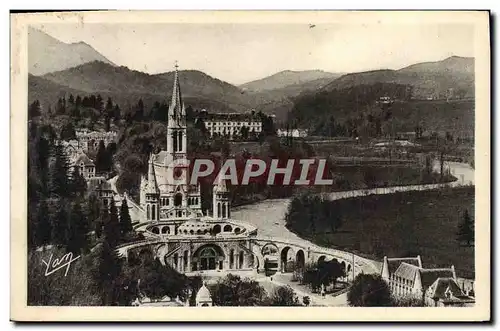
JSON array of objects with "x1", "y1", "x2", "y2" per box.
[{"x1": 28, "y1": 27, "x2": 116, "y2": 75}]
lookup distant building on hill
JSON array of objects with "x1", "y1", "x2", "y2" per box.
[
  {"x1": 381, "y1": 256, "x2": 475, "y2": 307},
  {"x1": 75, "y1": 129, "x2": 117, "y2": 152},
  {"x1": 198, "y1": 110, "x2": 262, "y2": 139},
  {"x1": 276, "y1": 128, "x2": 308, "y2": 138}
]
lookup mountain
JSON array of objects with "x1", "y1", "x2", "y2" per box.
[
  {"x1": 323, "y1": 56, "x2": 475, "y2": 100},
  {"x1": 240, "y1": 70, "x2": 342, "y2": 92},
  {"x1": 28, "y1": 74, "x2": 86, "y2": 109},
  {"x1": 38, "y1": 61, "x2": 252, "y2": 113},
  {"x1": 28, "y1": 27, "x2": 116, "y2": 75}
]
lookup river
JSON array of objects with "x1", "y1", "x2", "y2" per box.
[{"x1": 232, "y1": 161, "x2": 474, "y2": 245}]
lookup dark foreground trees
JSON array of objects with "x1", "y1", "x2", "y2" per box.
[
  {"x1": 347, "y1": 273, "x2": 392, "y2": 307},
  {"x1": 457, "y1": 208, "x2": 474, "y2": 247}
]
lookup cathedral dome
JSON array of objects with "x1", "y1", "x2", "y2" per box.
[{"x1": 196, "y1": 284, "x2": 212, "y2": 302}]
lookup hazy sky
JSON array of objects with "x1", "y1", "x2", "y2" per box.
[{"x1": 35, "y1": 23, "x2": 474, "y2": 85}]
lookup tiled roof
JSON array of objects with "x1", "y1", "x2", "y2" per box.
[
  {"x1": 418, "y1": 269, "x2": 454, "y2": 289},
  {"x1": 427, "y1": 277, "x2": 464, "y2": 300},
  {"x1": 394, "y1": 262, "x2": 419, "y2": 281},
  {"x1": 75, "y1": 153, "x2": 94, "y2": 166},
  {"x1": 386, "y1": 257, "x2": 421, "y2": 276}
]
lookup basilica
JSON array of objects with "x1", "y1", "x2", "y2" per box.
[{"x1": 129, "y1": 65, "x2": 258, "y2": 274}]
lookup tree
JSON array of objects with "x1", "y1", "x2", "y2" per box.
[
  {"x1": 70, "y1": 167, "x2": 87, "y2": 198},
  {"x1": 457, "y1": 209, "x2": 474, "y2": 246},
  {"x1": 52, "y1": 203, "x2": 69, "y2": 247},
  {"x1": 94, "y1": 241, "x2": 122, "y2": 305},
  {"x1": 104, "y1": 199, "x2": 121, "y2": 248},
  {"x1": 34, "y1": 200, "x2": 51, "y2": 247},
  {"x1": 49, "y1": 143, "x2": 70, "y2": 198},
  {"x1": 211, "y1": 274, "x2": 268, "y2": 306},
  {"x1": 302, "y1": 296, "x2": 311, "y2": 306},
  {"x1": 29, "y1": 100, "x2": 41, "y2": 118},
  {"x1": 347, "y1": 274, "x2": 392, "y2": 307},
  {"x1": 270, "y1": 285, "x2": 300, "y2": 306},
  {"x1": 113, "y1": 104, "x2": 121, "y2": 122},
  {"x1": 66, "y1": 201, "x2": 88, "y2": 254},
  {"x1": 95, "y1": 140, "x2": 108, "y2": 174},
  {"x1": 119, "y1": 198, "x2": 133, "y2": 235}
]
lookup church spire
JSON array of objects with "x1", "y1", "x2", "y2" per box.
[
  {"x1": 146, "y1": 153, "x2": 159, "y2": 194},
  {"x1": 169, "y1": 61, "x2": 184, "y2": 118}
]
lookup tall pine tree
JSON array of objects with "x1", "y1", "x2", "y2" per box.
[
  {"x1": 119, "y1": 198, "x2": 132, "y2": 235},
  {"x1": 35, "y1": 200, "x2": 52, "y2": 247},
  {"x1": 457, "y1": 209, "x2": 474, "y2": 246},
  {"x1": 66, "y1": 201, "x2": 88, "y2": 254},
  {"x1": 95, "y1": 140, "x2": 108, "y2": 174},
  {"x1": 95, "y1": 241, "x2": 122, "y2": 305},
  {"x1": 49, "y1": 143, "x2": 70, "y2": 198},
  {"x1": 52, "y1": 202, "x2": 69, "y2": 247},
  {"x1": 104, "y1": 199, "x2": 121, "y2": 248}
]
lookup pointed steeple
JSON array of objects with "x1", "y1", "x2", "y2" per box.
[
  {"x1": 215, "y1": 175, "x2": 228, "y2": 193},
  {"x1": 146, "y1": 153, "x2": 159, "y2": 194},
  {"x1": 169, "y1": 61, "x2": 184, "y2": 118}
]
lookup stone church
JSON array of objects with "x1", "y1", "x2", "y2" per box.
[{"x1": 130, "y1": 64, "x2": 258, "y2": 274}]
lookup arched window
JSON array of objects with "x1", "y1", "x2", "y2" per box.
[
  {"x1": 152, "y1": 227, "x2": 159, "y2": 234},
  {"x1": 196, "y1": 229, "x2": 202, "y2": 235},
  {"x1": 178, "y1": 131, "x2": 183, "y2": 152},
  {"x1": 152, "y1": 205, "x2": 156, "y2": 221},
  {"x1": 213, "y1": 225, "x2": 221, "y2": 234},
  {"x1": 173, "y1": 253, "x2": 179, "y2": 269},
  {"x1": 172, "y1": 132, "x2": 178, "y2": 152},
  {"x1": 239, "y1": 251, "x2": 244, "y2": 269},
  {"x1": 146, "y1": 204, "x2": 150, "y2": 220},
  {"x1": 234, "y1": 227, "x2": 241, "y2": 234},
  {"x1": 222, "y1": 204, "x2": 226, "y2": 218},
  {"x1": 217, "y1": 203, "x2": 221, "y2": 218},
  {"x1": 190, "y1": 230, "x2": 194, "y2": 235},
  {"x1": 229, "y1": 249, "x2": 235, "y2": 269},
  {"x1": 174, "y1": 193, "x2": 182, "y2": 206},
  {"x1": 223, "y1": 225, "x2": 232, "y2": 232}
]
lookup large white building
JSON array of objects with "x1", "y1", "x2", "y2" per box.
[{"x1": 200, "y1": 111, "x2": 262, "y2": 139}]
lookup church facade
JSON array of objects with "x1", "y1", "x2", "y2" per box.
[{"x1": 131, "y1": 65, "x2": 257, "y2": 274}]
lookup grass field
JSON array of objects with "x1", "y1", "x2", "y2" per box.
[{"x1": 293, "y1": 187, "x2": 475, "y2": 279}]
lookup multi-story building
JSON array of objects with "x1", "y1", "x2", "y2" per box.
[
  {"x1": 381, "y1": 256, "x2": 475, "y2": 307},
  {"x1": 75, "y1": 129, "x2": 117, "y2": 153},
  {"x1": 200, "y1": 111, "x2": 262, "y2": 139}
]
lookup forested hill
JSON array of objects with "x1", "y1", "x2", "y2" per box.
[
  {"x1": 323, "y1": 56, "x2": 474, "y2": 100},
  {"x1": 38, "y1": 61, "x2": 253, "y2": 113}
]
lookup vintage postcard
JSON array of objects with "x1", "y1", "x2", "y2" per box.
[{"x1": 10, "y1": 10, "x2": 490, "y2": 321}]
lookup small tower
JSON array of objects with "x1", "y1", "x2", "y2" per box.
[
  {"x1": 145, "y1": 153, "x2": 160, "y2": 221},
  {"x1": 195, "y1": 283, "x2": 213, "y2": 307},
  {"x1": 212, "y1": 175, "x2": 230, "y2": 219}
]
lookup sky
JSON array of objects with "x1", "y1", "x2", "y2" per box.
[{"x1": 35, "y1": 23, "x2": 474, "y2": 85}]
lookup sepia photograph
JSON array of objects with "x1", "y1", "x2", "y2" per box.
[{"x1": 10, "y1": 10, "x2": 490, "y2": 321}]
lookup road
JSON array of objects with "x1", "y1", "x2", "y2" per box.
[{"x1": 232, "y1": 161, "x2": 474, "y2": 306}]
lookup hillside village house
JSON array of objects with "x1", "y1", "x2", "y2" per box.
[
  {"x1": 198, "y1": 110, "x2": 263, "y2": 139},
  {"x1": 381, "y1": 256, "x2": 475, "y2": 307},
  {"x1": 74, "y1": 152, "x2": 96, "y2": 179}
]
